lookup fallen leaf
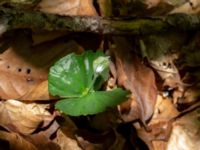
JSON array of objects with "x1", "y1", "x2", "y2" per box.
[
  {"x1": 140, "y1": 33, "x2": 186, "y2": 104},
  {"x1": 23, "y1": 133, "x2": 60, "y2": 150},
  {"x1": 0, "y1": 99, "x2": 53, "y2": 134},
  {"x1": 170, "y1": 0, "x2": 200, "y2": 14},
  {"x1": 0, "y1": 31, "x2": 82, "y2": 100},
  {"x1": 166, "y1": 107, "x2": 200, "y2": 150},
  {"x1": 37, "y1": 0, "x2": 97, "y2": 16},
  {"x1": 55, "y1": 129, "x2": 82, "y2": 150},
  {"x1": 137, "y1": 95, "x2": 179, "y2": 149},
  {"x1": 150, "y1": 95, "x2": 179, "y2": 123},
  {"x1": 152, "y1": 141, "x2": 167, "y2": 150},
  {"x1": 111, "y1": 37, "x2": 157, "y2": 124},
  {"x1": 137, "y1": 121, "x2": 173, "y2": 150},
  {"x1": 0, "y1": 130, "x2": 37, "y2": 150}
]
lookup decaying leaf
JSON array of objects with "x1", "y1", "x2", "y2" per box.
[
  {"x1": 37, "y1": 0, "x2": 97, "y2": 16},
  {"x1": 25, "y1": 129, "x2": 60, "y2": 150},
  {"x1": 137, "y1": 95, "x2": 178, "y2": 149},
  {"x1": 139, "y1": 33, "x2": 186, "y2": 104},
  {"x1": 170, "y1": 0, "x2": 200, "y2": 14},
  {"x1": 166, "y1": 106, "x2": 200, "y2": 150},
  {"x1": 111, "y1": 37, "x2": 157, "y2": 124},
  {"x1": 55, "y1": 129, "x2": 82, "y2": 150},
  {"x1": 150, "y1": 95, "x2": 179, "y2": 123},
  {"x1": 0, "y1": 31, "x2": 82, "y2": 100},
  {"x1": 0, "y1": 99, "x2": 53, "y2": 134},
  {"x1": 0, "y1": 130, "x2": 37, "y2": 150}
]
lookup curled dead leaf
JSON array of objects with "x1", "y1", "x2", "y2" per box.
[
  {"x1": 55, "y1": 129, "x2": 82, "y2": 150},
  {"x1": 37, "y1": 0, "x2": 98, "y2": 16},
  {"x1": 111, "y1": 37, "x2": 157, "y2": 124},
  {"x1": 166, "y1": 106, "x2": 200, "y2": 150},
  {"x1": 0, "y1": 99, "x2": 54, "y2": 134},
  {"x1": 170, "y1": 0, "x2": 200, "y2": 14},
  {"x1": 137, "y1": 95, "x2": 178, "y2": 149}
]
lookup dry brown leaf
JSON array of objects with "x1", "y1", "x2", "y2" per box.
[
  {"x1": 149, "y1": 53, "x2": 184, "y2": 104},
  {"x1": 37, "y1": 0, "x2": 97, "y2": 16},
  {"x1": 145, "y1": 0, "x2": 162, "y2": 8},
  {"x1": 0, "y1": 99, "x2": 53, "y2": 134},
  {"x1": 111, "y1": 37, "x2": 157, "y2": 124},
  {"x1": 22, "y1": 133, "x2": 60, "y2": 150},
  {"x1": 55, "y1": 129, "x2": 82, "y2": 150},
  {"x1": 137, "y1": 95, "x2": 178, "y2": 149},
  {"x1": 0, "y1": 130, "x2": 37, "y2": 150},
  {"x1": 149, "y1": 54, "x2": 179, "y2": 81},
  {"x1": 152, "y1": 141, "x2": 167, "y2": 150},
  {"x1": 52, "y1": 115, "x2": 83, "y2": 150},
  {"x1": 137, "y1": 120, "x2": 173, "y2": 150},
  {"x1": 166, "y1": 107, "x2": 200, "y2": 150},
  {"x1": 170, "y1": 0, "x2": 200, "y2": 14},
  {"x1": 150, "y1": 95, "x2": 179, "y2": 124},
  {"x1": 0, "y1": 32, "x2": 82, "y2": 100}
]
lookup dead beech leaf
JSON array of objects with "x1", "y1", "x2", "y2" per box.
[
  {"x1": 19, "y1": 80, "x2": 58, "y2": 100},
  {"x1": 52, "y1": 115, "x2": 83, "y2": 150},
  {"x1": 170, "y1": 0, "x2": 200, "y2": 14},
  {"x1": 0, "y1": 32, "x2": 82, "y2": 100},
  {"x1": 0, "y1": 130, "x2": 37, "y2": 150},
  {"x1": 137, "y1": 121, "x2": 173, "y2": 150},
  {"x1": 55, "y1": 129, "x2": 82, "y2": 150},
  {"x1": 111, "y1": 37, "x2": 157, "y2": 123},
  {"x1": 37, "y1": 0, "x2": 97, "y2": 16},
  {"x1": 166, "y1": 107, "x2": 200, "y2": 150},
  {"x1": 150, "y1": 95, "x2": 179, "y2": 124},
  {"x1": 24, "y1": 129, "x2": 60, "y2": 150},
  {"x1": 137, "y1": 95, "x2": 178, "y2": 150},
  {"x1": 0, "y1": 99, "x2": 53, "y2": 134}
]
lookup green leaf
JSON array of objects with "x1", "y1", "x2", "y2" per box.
[
  {"x1": 48, "y1": 51, "x2": 109, "y2": 98},
  {"x1": 55, "y1": 88, "x2": 129, "y2": 116},
  {"x1": 48, "y1": 51, "x2": 129, "y2": 116}
]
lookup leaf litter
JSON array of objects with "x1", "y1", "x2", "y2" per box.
[{"x1": 0, "y1": 0, "x2": 200, "y2": 150}]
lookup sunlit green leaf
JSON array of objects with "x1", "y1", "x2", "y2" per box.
[
  {"x1": 55, "y1": 88, "x2": 129, "y2": 116},
  {"x1": 48, "y1": 51, "x2": 109, "y2": 98},
  {"x1": 48, "y1": 51, "x2": 129, "y2": 116}
]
